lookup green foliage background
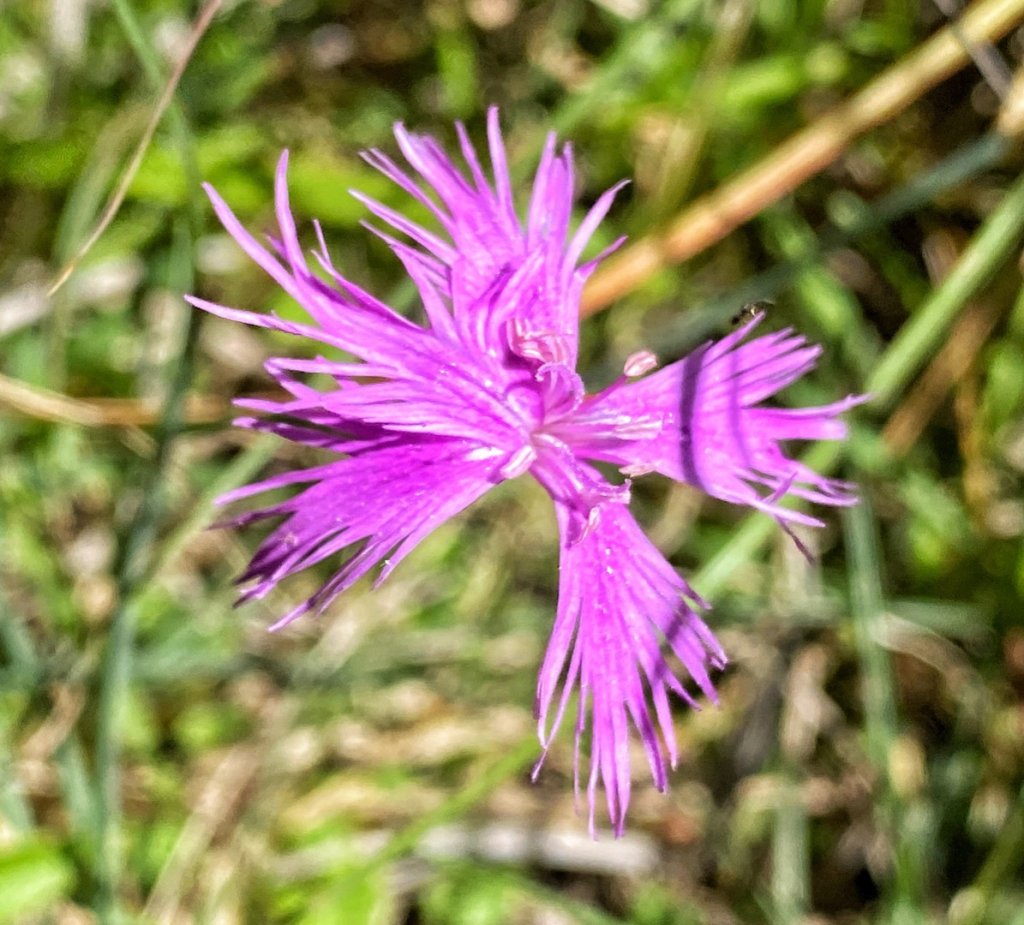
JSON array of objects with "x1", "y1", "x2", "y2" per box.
[{"x1": 2, "y1": 0, "x2": 1024, "y2": 922}]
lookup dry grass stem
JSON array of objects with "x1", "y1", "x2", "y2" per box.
[
  {"x1": 142, "y1": 742, "x2": 265, "y2": 924},
  {"x1": 996, "y1": 63, "x2": 1024, "y2": 136},
  {"x1": 581, "y1": 0, "x2": 1024, "y2": 315},
  {"x1": 47, "y1": 0, "x2": 223, "y2": 298},
  {"x1": 0, "y1": 372, "x2": 228, "y2": 426},
  {"x1": 881, "y1": 298, "x2": 1002, "y2": 456}
]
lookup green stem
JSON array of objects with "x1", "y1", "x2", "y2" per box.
[
  {"x1": 658, "y1": 131, "x2": 1011, "y2": 355},
  {"x1": 843, "y1": 499, "x2": 898, "y2": 767},
  {"x1": 93, "y1": 214, "x2": 199, "y2": 921},
  {"x1": 106, "y1": 0, "x2": 202, "y2": 221},
  {"x1": 959, "y1": 781, "x2": 1024, "y2": 925},
  {"x1": 694, "y1": 162, "x2": 1024, "y2": 600},
  {"x1": 867, "y1": 167, "x2": 1024, "y2": 407},
  {"x1": 86, "y1": 0, "x2": 213, "y2": 911},
  {"x1": 771, "y1": 778, "x2": 810, "y2": 925}
]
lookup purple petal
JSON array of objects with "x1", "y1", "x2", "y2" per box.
[
  {"x1": 553, "y1": 316, "x2": 866, "y2": 525},
  {"x1": 531, "y1": 497, "x2": 724, "y2": 837},
  {"x1": 225, "y1": 435, "x2": 501, "y2": 629}
]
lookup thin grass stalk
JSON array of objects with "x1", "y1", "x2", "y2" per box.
[
  {"x1": 0, "y1": 738, "x2": 32, "y2": 834},
  {"x1": 581, "y1": 0, "x2": 1024, "y2": 314},
  {"x1": 956, "y1": 781, "x2": 1024, "y2": 925},
  {"x1": 695, "y1": 167, "x2": 1024, "y2": 598},
  {"x1": 843, "y1": 500, "x2": 898, "y2": 766},
  {"x1": 48, "y1": 0, "x2": 219, "y2": 296},
  {"x1": 83, "y1": 0, "x2": 215, "y2": 912},
  {"x1": 55, "y1": 737, "x2": 100, "y2": 848},
  {"x1": 0, "y1": 589, "x2": 40, "y2": 832},
  {"x1": 92, "y1": 217, "x2": 198, "y2": 919},
  {"x1": 645, "y1": 131, "x2": 1011, "y2": 356},
  {"x1": 842, "y1": 501, "x2": 933, "y2": 920},
  {"x1": 771, "y1": 780, "x2": 810, "y2": 925},
  {"x1": 868, "y1": 170, "x2": 1024, "y2": 407}
]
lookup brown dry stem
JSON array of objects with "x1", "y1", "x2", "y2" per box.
[
  {"x1": 47, "y1": 0, "x2": 223, "y2": 297},
  {"x1": 580, "y1": 0, "x2": 1024, "y2": 315},
  {"x1": 10, "y1": 0, "x2": 1024, "y2": 431},
  {"x1": 0, "y1": 372, "x2": 228, "y2": 426},
  {"x1": 881, "y1": 298, "x2": 1002, "y2": 456}
]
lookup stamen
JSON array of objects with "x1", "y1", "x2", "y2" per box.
[
  {"x1": 500, "y1": 444, "x2": 538, "y2": 479},
  {"x1": 507, "y1": 316, "x2": 572, "y2": 365},
  {"x1": 623, "y1": 350, "x2": 658, "y2": 378},
  {"x1": 575, "y1": 505, "x2": 602, "y2": 545},
  {"x1": 619, "y1": 461, "x2": 656, "y2": 477},
  {"x1": 536, "y1": 363, "x2": 584, "y2": 415}
]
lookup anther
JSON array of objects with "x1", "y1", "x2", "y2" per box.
[
  {"x1": 623, "y1": 350, "x2": 657, "y2": 378},
  {"x1": 500, "y1": 444, "x2": 538, "y2": 479}
]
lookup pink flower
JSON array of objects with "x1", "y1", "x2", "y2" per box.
[{"x1": 189, "y1": 109, "x2": 860, "y2": 835}]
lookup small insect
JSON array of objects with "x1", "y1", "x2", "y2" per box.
[{"x1": 731, "y1": 300, "x2": 774, "y2": 327}]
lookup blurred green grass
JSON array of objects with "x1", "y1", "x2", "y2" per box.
[{"x1": 2, "y1": 0, "x2": 1024, "y2": 923}]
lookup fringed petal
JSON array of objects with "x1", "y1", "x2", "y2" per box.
[
  {"x1": 531, "y1": 498, "x2": 724, "y2": 837},
  {"x1": 226, "y1": 436, "x2": 500, "y2": 630},
  {"x1": 553, "y1": 315, "x2": 866, "y2": 527}
]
